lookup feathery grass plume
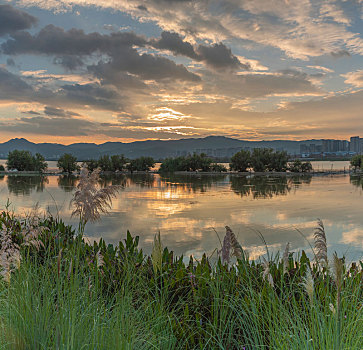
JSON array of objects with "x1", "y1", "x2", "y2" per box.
[
  {"x1": 225, "y1": 226, "x2": 243, "y2": 260},
  {"x1": 302, "y1": 267, "x2": 314, "y2": 305},
  {"x1": 332, "y1": 253, "x2": 343, "y2": 308},
  {"x1": 262, "y1": 257, "x2": 274, "y2": 287},
  {"x1": 283, "y1": 242, "x2": 290, "y2": 275},
  {"x1": 151, "y1": 232, "x2": 163, "y2": 274},
  {"x1": 96, "y1": 250, "x2": 104, "y2": 268},
  {"x1": 71, "y1": 167, "x2": 119, "y2": 224},
  {"x1": 332, "y1": 253, "x2": 343, "y2": 291},
  {"x1": 220, "y1": 229, "x2": 231, "y2": 264},
  {"x1": 314, "y1": 219, "x2": 328, "y2": 266},
  {"x1": 220, "y1": 226, "x2": 243, "y2": 264},
  {"x1": 332, "y1": 252, "x2": 343, "y2": 349},
  {"x1": 21, "y1": 208, "x2": 45, "y2": 251},
  {"x1": 0, "y1": 227, "x2": 21, "y2": 283},
  {"x1": 329, "y1": 303, "x2": 336, "y2": 314}
]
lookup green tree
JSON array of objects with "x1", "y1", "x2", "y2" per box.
[
  {"x1": 111, "y1": 154, "x2": 127, "y2": 171},
  {"x1": 350, "y1": 155, "x2": 362, "y2": 171},
  {"x1": 210, "y1": 163, "x2": 227, "y2": 172},
  {"x1": 57, "y1": 153, "x2": 78, "y2": 173},
  {"x1": 289, "y1": 159, "x2": 302, "y2": 172},
  {"x1": 33, "y1": 153, "x2": 48, "y2": 172},
  {"x1": 301, "y1": 161, "x2": 313, "y2": 173},
  {"x1": 126, "y1": 157, "x2": 155, "y2": 172},
  {"x1": 84, "y1": 159, "x2": 99, "y2": 172},
  {"x1": 230, "y1": 149, "x2": 251, "y2": 172},
  {"x1": 250, "y1": 148, "x2": 274, "y2": 172},
  {"x1": 98, "y1": 155, "x2": 112, "y2": 172},
  {"x1": 7, "y1": 150, "x2": 47, "y2": 172},
  {"x1": 289, "y1": 160, "x2": 312, "y2": 173},
  {"x1": 159, "y1": 157, "x2": 184, "y2": 172},
  {"x1": 269, "y1": 150, "x2": 288, "y2": 172}
]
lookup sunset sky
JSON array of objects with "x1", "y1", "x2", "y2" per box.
[{"x1": 0, "y1": 0, "x2": 362, "y2": 144}]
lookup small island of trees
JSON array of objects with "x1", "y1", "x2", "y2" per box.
[{"x1": 4, "y1": 147, "x2": 363, "y2": 175}]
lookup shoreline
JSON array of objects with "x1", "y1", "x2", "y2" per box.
[{"x1": 0, "y1": 169, "x2": 360, "y2": 176}]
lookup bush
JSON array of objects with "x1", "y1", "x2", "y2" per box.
[
  {"x1": 350, "y1": 154, "x2": 363, "y2": 170},
  {"x1": 229, "y1": 149, "x2": 250, "y2": 172},
  {"x1": 240, "y1": 148, "x2": 289, "y2": 172},
  {"x1": 6, "y1": 150, "x2": 47, "y2": 172},
  {"x1": 0, "y1": 164, "x2": 5, "y2": 171},
  {"x1": 289, "y1": 160, "x2": 313, "y2": 173},
  {"x1": 57, "y1": 153, "x2": 78, "y2": 173},
  {"x1": 126, "y1": 156, "x2": 155, "y2": 172},
  {"x1": 160, "y1": 153, "x2": 213, "y2": 172},
  {"x1": 210, "y1": 163, "x2": 227, "y2": 172}
]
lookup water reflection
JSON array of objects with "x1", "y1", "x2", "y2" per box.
[
  {"x1": 350, "y1": 175, "x2": 363, "y2": 190},
  {"x1": 6, "y1": 175, "x2": 49, "y2": 196},
  {"x1": 128, "y1": 174, "x2": 156, "y2": 188},
  {"x1": 2, "y1": 174, "x2": 315, "y2": 198},
  {"x1": 160, "y1": 174, "x2": 227, "y2": 193},
  {"x1": 230, "y1": 175, "x2": 312, "y2": 198},
  {"x1": 58, "y1": 175, "x2": 77, "y2": 192},
  {"x1": 0, "y1": 173, "x2": 362, "y2": 261}
]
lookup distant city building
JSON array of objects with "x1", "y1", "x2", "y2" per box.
[{"x1": 350, "y1": 136, "x2": 361, "y2": 153}]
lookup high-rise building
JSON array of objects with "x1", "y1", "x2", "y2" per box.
[{"x1": 350, "y1": 136, "x2": 361, "y2": 153}]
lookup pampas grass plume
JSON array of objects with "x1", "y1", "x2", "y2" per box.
[
  {"x1": 151, "y1": 232, "x2": 163, "y2": 274},
  {"x1": 314, "y1": 219, "x2": 328, "y2": 266},
  {"x1": 71, "y1": 167, "x2": 119, "y2": 223},
  {"x1": 302, "y1": 267, "x2": 314, "y2": 305}
]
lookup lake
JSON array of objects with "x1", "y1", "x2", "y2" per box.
[{"x1": 0, "y1": 170, "x2": 362, "y2": 262}]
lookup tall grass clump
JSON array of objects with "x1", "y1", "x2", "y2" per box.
[{"x1": 0, "y1": 192, "x2": 361, "y2": 350}]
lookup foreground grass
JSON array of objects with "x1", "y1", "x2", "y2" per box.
[{"x1": 0, "y1": 212, "x2": 362, "y2": 349}]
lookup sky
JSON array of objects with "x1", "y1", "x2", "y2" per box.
[{"x1": 0, "y1": 0, "x2": 362, "y2": 144}]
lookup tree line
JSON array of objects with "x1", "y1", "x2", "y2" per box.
[
  {"x1": 229, "y1": 149, "x2": 312, "y2": 173},
  {"x1": 0, "y1": 148, "x2": 316, "y2": 174}
]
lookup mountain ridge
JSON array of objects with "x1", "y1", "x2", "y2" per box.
[{"x1": 0, "y1": 136, "x2": 323, "y2": 160}]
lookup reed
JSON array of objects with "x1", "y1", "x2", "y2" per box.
[{"x1": 0, "y1": 211, "x2": 361, "y2": 349}]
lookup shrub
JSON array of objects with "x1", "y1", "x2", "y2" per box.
[
  {"x1": 160, "y1": 153, "x2": 213, "y2": 172},
  {"x1": 57, "y1": 153, "x2": 78, "y2": 173},
  {"x1": 289, "y1": 160, "x2": 313, "y2": 173},
  {"x1": 0, "y1": 164, "x2": 5, "y2": 171},
  {"x1": 126, "y1": 157, "x2": 155, "y2": 172},
  {"x1": 7, "y1": 150, "x2": 47, "y2": 172},
  {"x1": 350, "y1": 154, "x2": 363, "y2": 170},
  {"x1": 229, "y1": 149, "x2": 250, "y2": 172}
]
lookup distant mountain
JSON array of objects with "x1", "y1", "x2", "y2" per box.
[{"x1": 0, "y1": 136, "x2": 323, "y2": 160}]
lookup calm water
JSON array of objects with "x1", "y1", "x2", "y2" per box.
[{"x1": 0, "y1": 171, "x2": 362, "y2": 261}]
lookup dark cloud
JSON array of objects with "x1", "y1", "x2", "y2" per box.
[
  {"x1": 151, "y1": 31, "x2": 198, "y2": 59},
  {"x1": 59, "y1": 83, "x2": 125, "y2": 111},
  {"x1": 0, "y1": 67, "x2": 127, "y2": 112},
  {"x1": 197, "y1": 43, "x2": 247, "y2": 70},
  {"x1": 1, "y1": 25, "x2": 200, "y2": 82},
  {"x1": 21, "y1": 110, "x2": 42, "y2": 115},
  {"x1": 6, "y1": 58, "x2": 15, "y2": 66},
  {"x1": 202, "y1": 70, "x2": 321, "y2": 99},
  {"x1": 151, "y1": 32, "x2": 248, "y2": 70},
  {"x1": 53, "y1": 55, "x2": 84, "y2": 70},
  {"x1": 137, "y1": 5, "x2": 148, "y2": 11},
  {"x1": 0, "y1": 4, "x2": 37, "y2": 36},
  {"x1": 88, "y1": 63, "x2": 148, "y2": 89},
  {"x1": 105, "y1": 46, "x2": 201, "y2": 81},
  {"x1": 0, "y1": 115, "x2": 96, "y2": 136},
  {"x1": 1, "y1": 25, "x2": 147, "y2": 56},
  {"x1": 0, "y1": 67, "x2": 33, "y2": 100},
  {"x1": 44, "y1": 106, "x2": 80, "y2": 117},
  {"x1": 330, "y1": 50, "x2": 350, "y2": 58}
]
